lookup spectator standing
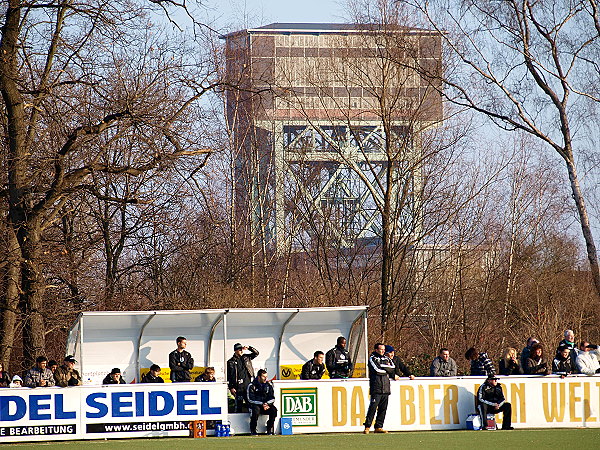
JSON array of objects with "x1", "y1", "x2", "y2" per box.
[
  {"x1": 525, "y1": 343, "x2": 550, "y2": 375},
  {"x1": 103, "y1": 368, "x2": 126, "y2": 384},
  {"x1": 520, "y1": 337, "x2": 538, "y2": 370},
  {"x1": 169, "y1": 336, "x2": 194, "y2": 383},
  {"x1": 559, "y1": 329, "x2": 576, "y2": 350},
  {"x1": 552, "y1": 345, "x2": 578, "y2": 377},
  {"x1": 477, "y1": 375, "x2": 514, "y2": 430},
  {"x1": 385, "y1": 345, "x2": 414, "y2": 380},
  {"x1": 141, "y1": 364, "x2": 164, "y2": 383},
  {"x1": 326, "y1": 336, "x2": 353, "y2": 379},
  {"x1": 195, "y1": 367, "x2": 216, "y2": 382},
  {"x1": 363, "y1": 343, "x2": 395, "y2": 434},
  {"x1": 54, "y1": 355, "x2": 82, "y2": 387},
  {"x1": 430, "y1": 348, "x2": 458, "y2": 377},
  {"x1": 301, "y1": 351, "x2": 326, "y2": 380},
  {"x1": 576, "y1": 342, "x2": 600, "y2": 375},
  {"x1": 10, "y1": 375, "x2": 22, "y2": 388},
  {"x1": 0, "y1": 362, "x2": 10, "y2": 387},
  {"x1": 227, "y1": 343, "x2": 259, "y2": 413},
  {"x1": 499, "y1": 348, "x2": 523, "y2": 376},
  {"x1": 247, "y1": 369, "x2": 277, "y2": 435},
  {"x1": 24, "y1": 356, "x2": 55, "y2": 388},
  {"x1": 465, "y1": 348, "x2": 495, "y2": 377}
]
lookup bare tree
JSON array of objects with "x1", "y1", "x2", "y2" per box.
[
  {"x1": 407, "y1": 0, "x2": 600, "y2": 298},
  {"x1": 0, "y1": 0, "x2": 218, "y2": 367}
]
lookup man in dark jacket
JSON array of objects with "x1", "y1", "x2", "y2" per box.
[
  {"x1": 169, "y1": 336, "x2": 194, "y2": 382},
  {"x1": 301, "y1": 351, "x2": 325, "y2": 380},
  {"x1": 477, "y1": 375, "x2": 513, "y2": 430},
  {"x1": 227, "y1": 343, "x2": 259, "y2": 412},
  {"x1": 103, "y1": 368, "x2": 126, "y2": 384},
  {"x1": 520, "y1": 337, "x2": 538, "y2": 369},
  {"x1": 465, "y1": 347, "x2": 496, "y2": 377},
  {"x1": 54, "y1": 355, "x2": 82, "y2": 387},
  {"x1": 326, "y1": 336, "x2": 353, "y2": 379},
  {"x1": 385, "y1": 345, "x2": 415, "y2": 380},
  {"x1": 363, "y1": 343, "x2": 395, "y2": 434},
  {"x1": 141, "y1": 364, "x2": 164, "y2": 383},
  {"x1": 247, "y1": 369, "x2": 277, "y2": 435}
]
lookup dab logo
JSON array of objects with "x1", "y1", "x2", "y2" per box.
[
  {"x1": 281, "y1": 387, "x2": 318, "y2": 426},
  {"x1": 282, "y1": 368, "x2": 292, "y2": 378}
]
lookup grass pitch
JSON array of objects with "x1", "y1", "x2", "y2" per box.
[{"x1": 6, "y1": 429, "x2": 600, "y2": 449}]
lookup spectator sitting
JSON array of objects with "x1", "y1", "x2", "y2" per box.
[
  {"x1": 10, "y1": 375, "x2": 22, "y2": 388},
  {"x1": 54, "y1": 355, "x2": 82, "y2": 387},
  {"x1": 465, "y1": 347, "x2": 495, "y2": 377},
  {"x1": 576, "y1": 341, "x2": 600, "y2": 375},
  {"x1": 552, "y1": 345, "x2": 578, "y2": 377},
  {"x1": 24, "y1": 356, "x2": 56, "y2": 388},
  {"x1": 499, "y1": 348, "x2": 523, "y2": 375},
  {"x1": 195, "y1": 367, "x2": 216, "y2": 382},
  {"x1": 300, "y1": 351, "x2": 325, "y2": 380},
  {"x1": 430, "y1": 348, "x2": 458, "y2": 377},
  {"x1": 102, "y1": 368, "x2": 126, "y2": 384},
  {"x1": 0, "y1": 362, "x2": 10, "y2": 387},
  {"x1": 385, "y1": 345, "x2": 414, "y2": 380},
  {"x1": 520, "y1": 337, "x2": 538, "y2": 370},
  {"x1": 48, "y1": 360, "x2": 59, "y2": 374},
  {"x1": 525, "y1": 343, "x2": 550, "y2": 375},
  {"x1": 247, "y1": 369, "x2": 277, "y2": 435},
  {"x1": 141, "y1": 364, "x2": 164, "y2": 383}
]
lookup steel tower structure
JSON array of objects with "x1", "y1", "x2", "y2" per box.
[{"x1": 223, "y1": 23, "x2": 442, "y2": 253}]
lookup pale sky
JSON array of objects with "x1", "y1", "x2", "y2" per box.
[{"x1": 203, "y1": 0, "x2": 347, "y2": 31}]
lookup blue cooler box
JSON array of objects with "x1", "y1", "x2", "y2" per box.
[
  {"x1": 466, "y1": 414, "x2": 481, "y2": 430},
  {"x1": 280, "y1": 417, "x2": 293, "y2": 435}
]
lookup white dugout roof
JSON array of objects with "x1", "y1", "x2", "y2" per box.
[{"x1": 66, "y1": 307, "x2": 368, "y2": 383}]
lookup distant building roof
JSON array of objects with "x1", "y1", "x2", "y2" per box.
[{"x1": 221, "y1": 22, "x2": 432, "y2": 39}]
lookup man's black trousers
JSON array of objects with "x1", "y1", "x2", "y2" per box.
[
  {"x1": 479, "y1": 402, "x2": 512, "y2": 429},
  {"x1": 249, "y1": 404, "x2": 278, "y2": 433},
  {"x1": 364, "y1": 393, "x2": 389, "y2": 429}
]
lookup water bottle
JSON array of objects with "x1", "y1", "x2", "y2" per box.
[
  {"x1": 224, "y1": 424, "x2": 230, "y2": 436},
  {"x1": 215, "y1": 424, "x2": 222, "y2": 437}
]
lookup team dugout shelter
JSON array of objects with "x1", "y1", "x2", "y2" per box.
[{"x1": 66, "y1": 306, "x2": 368, "y2": 384}]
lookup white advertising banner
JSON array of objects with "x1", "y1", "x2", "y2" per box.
[
  {"x1": 273, "y1": 375, "x2": 600, "y2": 434},
  {"x1": 0, "y1": 382, "x2": 227, "y2": 443}
]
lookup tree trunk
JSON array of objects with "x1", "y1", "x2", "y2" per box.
[
  {"x1": 0, "y1": 226, "x2": 20, "y2": 367},
  {"x1": 565, "y1": 157, "x2": 600, "y2": 297}
]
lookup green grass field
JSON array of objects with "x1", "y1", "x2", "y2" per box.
[{"x1": 5, "y1": 429, "x2": 600, "y2": 449}]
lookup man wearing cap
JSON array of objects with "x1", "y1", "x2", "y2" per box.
[
  {"x1": 385, "y1": 345, "x2": 415, "y2": 380},
  {"x1": 169, "y1": 336, "x2": 194, "y2": 383},
  {"x1": 326, "y1": 336, "x2": 353, "y2": 379},
  {"x1": 54, "y1": 355, "x2": 82, "y2": 387},
  {"x1": 227, "y1": 342, "x2": 259, "y2": 412},
  {"x1": 103, "y1": 368, "x2": 126, "y2": 384},
  {"x1": 23, "y1": 356, "x2": 55, "y2": 388},
  {"x1": 477, "y1": 375, "x2": 513, "y2": 430}
]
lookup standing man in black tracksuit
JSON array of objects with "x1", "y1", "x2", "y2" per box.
[
  {"x1": 227, "y1": 342, "x2": 259, "y2": 412},
  {"x1": 169, "y1": 336, "x2": 194, "y2": 382},
  {"x1": 477, "y1": 374, "x2": 514, "y2": 430},
  {"x1": 301, "y1": 351, "x2": 326, "y2": 380},
  {"x1": 363, "y1": 343, "x2": 395, "y2": 434},
  {"x1": 326, "y1": 336, "x2": 353, "y2": 379},
  {"x1": 247, "y1": 369, "x2": 277, "y2": 435}
]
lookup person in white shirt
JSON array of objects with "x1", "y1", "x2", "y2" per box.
[{"x1": 576, "y1": 341, "x2": 600, "y2": 375}]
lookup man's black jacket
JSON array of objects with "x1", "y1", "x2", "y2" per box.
[
  {"x1": 247, "y1": 377, "x2": 276, "y2": 406},
  {"x1": 368, "y1": 352, "x2": 395, "y2": 395},
  {"x1": 227, "y1": 346, "x2": 259, "y2": 391},
  {"x1": 169, "y1": 349, "x2": 194, "y2": 382},
  {"x1": 326, "y1": 345, "x2": 353, "y2": 378},
  {"x1": 301, "y1": 359, "x2": 325, "y2": 380}
]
